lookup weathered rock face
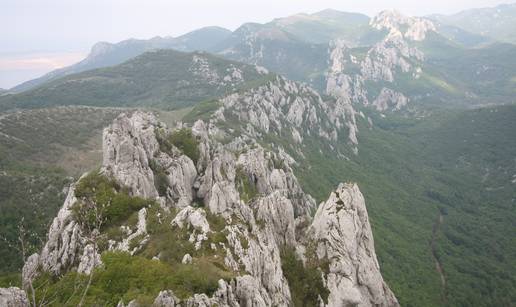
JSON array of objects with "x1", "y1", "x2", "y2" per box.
[
  {"x1": 103, "y1": 111, "x2": 160, "y2": 199},
  {"x1": 309, "y1": 183, "x2": 399, "y2": 307},
  {"x1": 220, "y1": 77, "x2": 328, "y2": 137},
  {"x1": 215, "y1": 75, "x2": 363, "y2": 149},
  {"x1": 0, "y1": 287, "x2": 29, "y2": 307},
  {"x1": 190, "y1": 55, "x2": 248, "y2": 87},
  {"x1": 325, "y1": 10, "x2": 430, "y2": 124},
  {"x1": 33, "y1": 185, "x2": 83, "y2": 277},
  {"x1": 327, "y1": 35, "x2": 422, "y2": 104},
  {"x1": 373, "y1": 88, "x2": 409, "y2": 111},
  {"x1": 370, "y1": 10, "x2": 436, "y2": 42},
  {"x1": 23, "y1": 111, "x2": 397, "y2": 306},
  {"x1": 360, "y1": 32, "x2": 424, "y2": 83}
]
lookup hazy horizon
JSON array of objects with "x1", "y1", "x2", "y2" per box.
[{"x1": 1, "y1": 0, "x2": 513, "y2": 89}]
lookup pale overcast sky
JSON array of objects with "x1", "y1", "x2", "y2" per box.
[{"x1": 0, "y1": 0, "x2": 512, "y2": 88}]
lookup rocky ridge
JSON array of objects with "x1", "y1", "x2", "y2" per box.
[
  {"x1": 370, "y1": 10, "x2": 437, "y2": 42},
  {"x1": 326, "y1": 15, "x2": 427, "y2": 109},
  {"x1": 13, "y1": 111, "x2": 398, "y2": 306},
  {"x1": 324, "y1": 11, "x2": 436, "y2": 143}
]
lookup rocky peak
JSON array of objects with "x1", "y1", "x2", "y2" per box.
[
  {"x1": 371, "y1": 10, "x2": 436, "y2": 41},
  {"x1": 309, "y1": 183, "x2": 398, "y2": 306},
  {"x1": 103, "y1": 111, "x2": 161, "y2": 199},
  {"x1": 326, "y1": 12, "x2": 427, "y2": 119},
  {"x1": 88, "y1": 41, "x2": 115, "y2": 59}
]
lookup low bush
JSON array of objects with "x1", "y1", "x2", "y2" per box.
[
  {"x1": 148, "y1": 159, "x2": 169, "y2": 196},
  {"x1": 155, "y1": 128, "x2": 200, "y2": 165},
  {"x1": 168, "y1": 129, "x2": 200, "y2": 165},
  {"x1": 280, "y1": 247, "x2": 329, "y2": 307},
  {"x1": 235, "y1": 167, "x2": 258, "y2": 203},
  {"x1": 34, "y1": 251, "x2": 227, "y2": 305},
  {"x1": 72, "y1": 171, "x2": 154, "y2": 230}
]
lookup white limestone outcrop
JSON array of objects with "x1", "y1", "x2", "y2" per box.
[
  {"x1": 373, "y1": 88, "x2": 409, "y2": 111},
  {"x1": 0, "y1": 287, "x2": 29, "y2": 307},
  {"x1": 370, "y1": 10, "x2": 436, "y2": 41},
  {"x1": 309, "y1": 183, "x2": 399, "y2": 307},
  {"x1": 102, "y1": 111, "x2": 160, "y2": 199}
]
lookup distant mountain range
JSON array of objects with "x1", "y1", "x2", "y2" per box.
[
  {"x1": 11, "y1": 26, "x2": 232, "y2": 92},
  {"x1": 429, "y1": 3, "x2": 516, "y2": 44},
  {"x1": 1, "y1": 49, "x2": 269, "y2": 111},
  {"x1": 4, "y1": 7, "x2": 516, "y2": 112},
  {"x1": 13, "y1": 5, "x2": 516, "y2": 93}
]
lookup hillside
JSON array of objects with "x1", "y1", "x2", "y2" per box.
[
  {"x1": 0, "y1": 50, "x2": 270, "y2": 111},
  {"x1": 214, "y1": 23, "x2": 329, "y2": 89},
  {"x1": 0, "y1": 106, "x2": 189, "y2": 275},
  {"x1": 12, "y1": 8, "x2": 500, "y2": 96},
  {"x1": 267, "y1": 9, "x2": 371, "y2": 44},
  {"x1": 292, "y1": 105, "x2": 516, "y2": 306},
  {"x1": 1, "y1": 76, "x2": 515, "y2": 307},
  {"x1": 325, "y1": 11, "x2": 516, "y2": 114},
  {"x1": 181, "y1": 76, "x2": 516, "y2": 305},
  {"x1": 429, "y1": 3, "x2": 516, "y2": 45}
]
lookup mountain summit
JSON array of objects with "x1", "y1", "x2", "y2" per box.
[{"x1": 370, "y1": 10, "x2": 437, "y2": 41}]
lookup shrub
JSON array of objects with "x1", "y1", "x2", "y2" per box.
[
  {"x1": 148, "y1": 159, "x2": 169, "y2": 196},
  {"x1": 182, "y1": 99, "x2": 221, "y2": 123},
  {"x1": 155, "y1": 128, "x2": 200, "y2": 165},
  {"x1": 168, "y1": 129, "x2": 200, "y2": 165},
  {"x1": 34, "y1": 251, "x2": 228, "y2": 305},
  {"x1": 72, "y1": 171, "x2": 154, "y2": 230},
  {"x1": 235, "y1": 167, "x2": 258, "y2": 203},
  {"x1": 0, "y1": 273, "x2": 21, "y2": 288},
  {"x1": 280, "y1": 247, "x2": 329, "y2": 307}
]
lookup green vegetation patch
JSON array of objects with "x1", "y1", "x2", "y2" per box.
[
  {"x1": 182, "y1": 99, "x2": 221, "y2": 123},
  {"x1": 33, "y1": 251, "x2": 226, "y2": 306},
  {"x1": 156, "y1": 128, "x2": 200, "y2": 165},
  {"x1": 280, "y1": 247, "x2": 329, "y2": 306},
  {"x1": 148, "y1": 159, "x2": 169, "y2": 196},
  {"x1": 235, "y1": 167, "x2": 258, "y2": 203},
  {"x1": 72, "y1": 171, "x2": 154, "y2": 230}
]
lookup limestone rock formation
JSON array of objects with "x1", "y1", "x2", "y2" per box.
[
  {"x1": 373, "y1": 88, "x2": 409, "y2": 111},
  {"x1": 309, "y1": 183, "x2": 399, "y2": 306},
  {"x1": 34, "y1": 185, "x2": 83, "y2": 276},
  {"x1": 22, "y1": 111, "x2": 397, "y2": 306},
  {"x1": 0, "y1": 287, "x2": 29, "y2": 307},
  {"x1": 325, "y1": 10, "x2": 429, "y2": 126},
  {"x1": 102, "y1": 111, "x2": 160, "y2": 199},
  {"x1": 370, "y1": 10, "x2": 436, "y2": 41}
]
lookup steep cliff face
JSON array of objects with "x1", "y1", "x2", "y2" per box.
[
  {"x1": 308, "y1": 183, "x2": 398, "y2": 306},
  {"x1": 17, "y1": 111, "x2": 398, "y2": 306}
]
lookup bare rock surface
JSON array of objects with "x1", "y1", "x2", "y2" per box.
[
  {"x1": 103, "y1": 111, "x2": 160, "y2": 199},
  {"x1": 0, "y1": 287, "x2": 29, "y2": 307},
  {"x1": 309, "y1": 183, "x2": 399, "y2": 307}
]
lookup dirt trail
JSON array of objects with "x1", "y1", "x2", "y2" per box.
[{"x1": 431, "y1": 213, "x2": 447, "y2": 304}]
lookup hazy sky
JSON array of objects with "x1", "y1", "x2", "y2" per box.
[{"x1": 0, "y1": 0, "x2": 512, "y2": 88}]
